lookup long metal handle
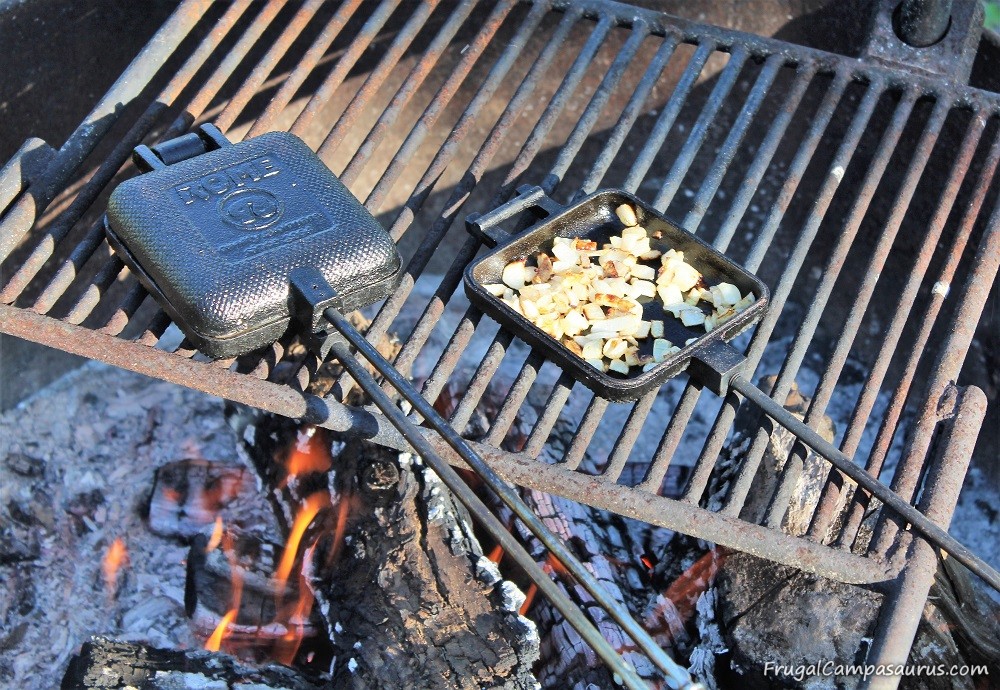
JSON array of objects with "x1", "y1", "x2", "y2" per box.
[
  {"x1": 729, "y1": 375, "x2": 1000, "y2": 593},
  {"x1": 323, "y1": 307, "x2": 698, "y2": 690}
]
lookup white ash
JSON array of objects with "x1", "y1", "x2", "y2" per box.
[
  {"x1": 0, "y1": 362, "x2": 278, "y2": 689},
  {"x1": 687, "y1": 589, "x2": 726, "y2": 690}
]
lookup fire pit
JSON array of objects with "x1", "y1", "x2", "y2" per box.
[{"x1": 1, "y1": 0, "x2": 998, "y2": 688}]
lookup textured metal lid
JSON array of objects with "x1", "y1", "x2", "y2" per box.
[{"x1": 106, "y1": 130, "x2": 400, "y2": 349}]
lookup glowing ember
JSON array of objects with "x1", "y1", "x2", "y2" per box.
[
  {"x1": 520, "y1": 583, "x2": 538, "y2": 616},
  {"x1": 488, "y1": 544, "x2": 505, "y2": 564},
  {"x1": 205, "y1": 608, "x2": 238, "y2": 652},
  {"x1": 205, "y1": 516, "x2": 224, "y2": 553},
  {"x1": 520, "y1": 553, "x2": 568, "y2": 616},
  {"x1": 662, "y1": 547, "x2": 727, "y2": 623},
  {"x1": 274, "y1": 493, "x2": 328, "y2": 592},
  {"x1": 285, "y1": 427, "x2": 332, "y2": 477},
  {"x1": 101, "y1": 537, "x2": 129, "y2": 595}
]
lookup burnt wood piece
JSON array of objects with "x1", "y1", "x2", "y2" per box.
[
  {"x1": 226, "y1": 403, "x2": 539, "y2": 689},
  {"x1": 61, "y1": 637, "x2": 323, "y2": 689},
  {"x1": 146, "y1": 459, "x2": 252, "y2": 538},
  {"x1": 184, "y1": 530, "x2": 321, "y2": 633}
]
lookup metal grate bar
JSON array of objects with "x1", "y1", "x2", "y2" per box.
[
  {"x1": 708, "y1": 65, "x2": 816, "y2": 250},
  {"x1": 361, "y1": 0, "x2": 531, "y2": 214},
  {"x1": 315, "y1": 0, "x2": 444, "y2": 159},
  {"x1": 651, "y1": 45, "x2": 750, "y2": 210},
  {"x1": 825, "y1": 126, "x2": 1000, "y2": 546},
  {"x1": 721, "y1": 83, "x2": 910, "y2": 517},
  {"x1": 562, "y1": 394, "x2": 608, "y2": 470},
  {"x1": 578, "y1": 33, "x2": 680, "y2": 196},
  {"x1": 761, "y1": 97, "x2": 956, "y2": 530},
  {"x1": 376, "y1": 11, "x2": 613, "y2": 394},
  {"x1": 524, "y1": 373, "x2": 575, "y2": 456},
  {"x1": 246, "y1": 0, "x2": 364, "y2": 137},
  {"x1": 824, "y1": 129, "x2": 1000, "y2": 548},
  {"x1": 99, "y1": 279, "x2": 146, "y2": 336},
  {"x1": 682, "y1": 54, "x2": 785, "y2": 231},
  {"x1": 622, "y1": 41, "x2": 714, "y2": 193},
  {"x1": 484, "y1": 351, "x2": 544, "y2": 446},
  {"x1": 213, "y1": 0, "x2": 326, "y2": 132},
  {"x1": 871, "y1": 193, "x2": 1000, "y2": 555},
  {"x1": 449, "y1": 328, "x2": 513, "y2": 432},
  {"x1": 602, "y1": 389, "x2": 658, "y2": 483},
  {"x1": 638, "y1": 383, "x2": 701, "y2": 493},
  {"x1": 24, "y1": 2, "x2": 283, "y2": 316},
  {"x1": 0, "y1": 1, "x2": 255, "y2": 306},
  {"x1": 680, "y1": 72, "x2": 854, "y2": 503},
  {"x1": 172, "y1": 1, "x2": 290, "y2": 134},
  {"x1": 0, "y1": 0, "x2": 209, "y2": 262},
  {"x1": 334, "y1": 0, "x2": 492, "y2": 187},
  {"x1": 326, "y1": 0, "x2": 539, "y2": 397},
  {"x1": 378, "y1": 4, "x2": 586, "y2": 388},
  {"x1": 544, "y1": 18, "x2": 651, "y2": 195},
  {"x1": 289, "y1": 0, "x2": 403, "y2": 138},
  {"x1": 65, "y1": 256, "x2": 124, "y2": 325}
]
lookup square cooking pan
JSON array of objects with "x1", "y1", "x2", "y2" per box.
[
  {"x1": 464, "y1": 186, "x2": 769, "y2": 403},
  {"x1": 104, "y1": 124, "x2": 402, "y2": 359}
]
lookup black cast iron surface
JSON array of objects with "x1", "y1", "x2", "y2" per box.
[{"x1": 2, "y1": 0, "x2": 998, "y2": 684}]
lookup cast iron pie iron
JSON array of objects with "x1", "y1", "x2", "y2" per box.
[{"x1": 104, "y1": 123, "x2": 402, "y2": 359}]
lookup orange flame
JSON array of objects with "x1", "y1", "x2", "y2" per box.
[
  {"x1": 285, "y1": 427, "x2": 331, "y2": 477},
  {"x1": 102, "y1": 537, "x2": 129, "y2": 595},
  {"x1": 519, "y1": 553, "x2": 568, "y2": 617},
  {"x1": 205, "y1": 516, "x2": 224, "y2": 553},
  {"x1": 203, "y1": 529, "x2": 245, "y2": 652},
  {"x1": 205, "y1": 608, "x2": 238, "y2": 652},
  {"x1": 327, "y1": 489, "x2": 353, "y2": 567},
  {"x1": 275, "y1": 493, "x2": 328, "y2": 592},
  {"x1": 488, "y1": 544, "x2": 504, "y2": 564},
  {"x1": 273, "y1": 545, "x2": 317, "y2": 665}
]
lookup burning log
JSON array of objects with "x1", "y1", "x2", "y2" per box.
[
  {"x1": 61, "y1": 637, "x2": 323, "y2": 689},
  {"x1": 184, "y1": 528, "x2": 323, "y2": 655},
  {"x1": 146, "y1": 458, "x2": 256, "y2": 539},
  {"x1": 226, "y1": 404, "x2": 540, "y2": 688}
]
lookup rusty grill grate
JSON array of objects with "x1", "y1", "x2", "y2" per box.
[{"x1": 2, "y1": 0, "x2": 998, "y2": 680}]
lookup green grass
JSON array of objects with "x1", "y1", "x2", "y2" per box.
[{"x1": 986, "y1": 1, "x2": 1000, "y2": 32}]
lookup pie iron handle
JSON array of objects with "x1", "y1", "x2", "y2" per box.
[
  {"x1": 132, "y1": 123, "x2": 232, "y2": 173},
  {"x1": 465, "y1": 184, "x2": 564, "y2": 248}
]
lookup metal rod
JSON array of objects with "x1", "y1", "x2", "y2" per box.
[
  {"x1": 2, "y1": 0, "x2": 253, "y2": 307},
  {"x1": 246, "y1": 0, "x2": 364, "y2": 137},
  {"x1": 729, "y1": 375, "x2": 1000, "y2": 592},
  {"x1": 323, "y1": 307, "x2": 695, "y2": 689}
]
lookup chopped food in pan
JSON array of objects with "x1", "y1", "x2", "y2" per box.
[{"x1": 483, "y1": 203, "x2": 756, "y2": 375}]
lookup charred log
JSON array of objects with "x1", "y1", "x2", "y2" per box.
[
  {"x1": 61, "y1": 637, "x2": 323, "y2": 689},
  {"x1": 226, "y1": 403, "x2": 539, "y2": 688}
]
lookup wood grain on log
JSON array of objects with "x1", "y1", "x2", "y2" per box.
[{"x1": 226, "y1": 403, "x2": 539, "y2": 689}]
